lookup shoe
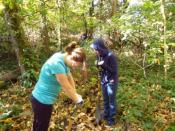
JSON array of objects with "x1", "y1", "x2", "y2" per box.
[
  {"x1": 102, "y1": 114, "x2": 108, "y2": 121},
  {"x1": 107, "y1": 119, "x2": 115, "y2": 126}
]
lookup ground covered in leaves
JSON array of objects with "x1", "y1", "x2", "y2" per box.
[
  {"x1": 1, "y1": 58, "x2": 175, "y2": 131},
  {"x1": 0, "y1": 70, "x2": 124, "y2": 131}
]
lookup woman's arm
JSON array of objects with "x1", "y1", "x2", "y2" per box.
[
  {"x1": 56, "y1": 74, "x2": 78, "y2": 102},
  {"x1": 67, "y1": 73, "x2": 76, "y2": 91}
]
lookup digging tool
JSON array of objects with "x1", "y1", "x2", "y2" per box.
[{"x1": 95, "y1": 68, "x2": 103, "y2": 125}]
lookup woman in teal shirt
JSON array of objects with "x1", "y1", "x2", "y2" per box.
[{"x1": 31, "y1": 42, "x2": 86, "y2": 131}]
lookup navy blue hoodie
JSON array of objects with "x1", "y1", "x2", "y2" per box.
[{"x1": 91, "y1": 38, "x2": 118, "y2": 84}]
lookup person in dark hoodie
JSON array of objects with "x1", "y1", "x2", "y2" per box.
[{"x1": 90, "y1": 38, "x2": 118, "y2": 126}]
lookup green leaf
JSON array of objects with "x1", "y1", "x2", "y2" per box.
[
  {"x1": 0, "y1": 111, "x2": 12, "y2": 120},
  {"x1": 143, "y1": 120, "x2": 153, "y2": 129}
]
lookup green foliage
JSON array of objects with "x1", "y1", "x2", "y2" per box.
[
  {"x1": 0, "y1": 104, "x2": 22, "y2": 130},
  {"x1": 19, "y1": 47, "x2": 42, "y2": 88},
  {"x1": 20, "y1": 69, "x2": 38, "y2": 88},
  {"x1": 143, "y1": 120, "x2": 154, "y2": 130},
  {"x1": 1, "y1": 0, "x2": 175, "y2": 130},
  {"x1": 161, "y1": 79, "x2": 175, "y2": 90},
  {"x1": 11, "y1": 105, "x2": 23, "y2": 116},
  {"x1": 166, "y1": 123, "x2": 175, "y2": 131},
  {"x1": 160, "y1": 78, "x2": 175, "y2": 97},
  {"x1": 111, "y1": 0, "x2": 174, "y2": 74},
  {"x1": 0, "y1": 123, "x2": 12, "y2": 131},
  {"x1": 166, "y1": 2, "x2": 175, "y2": 13},
  {"x1": 0, "y1": 111, "x2": 12, "y2": 120},
  {"x1": 118, "y1": 58, "x2": 174, "y2": 130}
]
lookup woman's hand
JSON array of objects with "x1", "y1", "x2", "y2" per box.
[{"x1": 76, "y1": 94, "x2": 84, "y2": 105}]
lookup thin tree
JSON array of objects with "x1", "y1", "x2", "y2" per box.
[
  {"x1": 56, "y1": 0, "x2": 62, "y2": 50},
  {"x1": 40, "y1": 0, "x2": 50, "y2": 55},
  {"x1": 3, "y1": 1, "x2": 25, "y2": 74},
  {"x1": 160, "y1": 0, "x2": 167, "y2": 79}
]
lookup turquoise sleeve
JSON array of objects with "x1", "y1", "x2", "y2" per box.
[{"x1": 50, "y1": 62, "x2": 67, "y2": 75}]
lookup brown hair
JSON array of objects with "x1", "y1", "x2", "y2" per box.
[
  {"x1": 65, "y1": 41, "x2": 86, "y2": 63},
  {"x1": 64, "y1": 41, "x2": 78, "y2": 54}
]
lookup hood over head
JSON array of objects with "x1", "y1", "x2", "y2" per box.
[{"x1": 90, "y1": 38, "x2": 108, "y2": 56}]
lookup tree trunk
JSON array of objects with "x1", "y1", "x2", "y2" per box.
[
  {"x1": 40, "y1": 0, "x2": 50, "y2": 55},
  {"x1": 0, "y1": 68, "x2": 20, "y2": 81},
  {"x1": 160, "y1": 0, "x2": 168, "y2": 79},
  {"x1": 110, "y1": 0, "x2": 117, "y2": 17},
  {"x1": 82, "y1": 13, "x2": 88, "y2": 39},
  {"x1": 88, "y1": 0, "x2": 95, "y2": 38},
  {"x1": 3, "y1": 2, "x2": 25, "y2": 74},
  {"x1": 56, "y1": 0, "x2": 62, "y2": 50}
]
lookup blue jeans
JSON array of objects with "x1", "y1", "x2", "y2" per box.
[{"x1": 101, "y1": 82, "x2": 117, "y2": 121}]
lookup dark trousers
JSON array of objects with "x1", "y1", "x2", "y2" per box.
[
  {"x1": 101, "y1": 82, "x2": 117, "y2": 121},
  {"x1": 31, "y1": 96, "x2": 53, "y2": 131}
]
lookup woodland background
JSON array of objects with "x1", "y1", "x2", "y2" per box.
[{"x1": 0, "y1": 0, "x2": 175, "y2": 130}]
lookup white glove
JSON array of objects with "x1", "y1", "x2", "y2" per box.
[
  {"x1": 98, "y1": 60, "x2": 104, "y2": 65},
  {"x1": 76, "y1": 94, "x2": 84, "y2": 104},
  {"x1": 95, "y1": 60, "x2": 104, "y2": 66}
]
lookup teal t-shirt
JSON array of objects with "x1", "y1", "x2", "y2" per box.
[{"x1": 32, "y1": 52, "x2": 70, "y2": 105}]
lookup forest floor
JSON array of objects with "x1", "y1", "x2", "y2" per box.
[
  {"x1": 0, "y1": 54, "x2": 175, "y2": 131},
  {"x1": 0, "y1": 70, "x2": 124, "y2": 131}
]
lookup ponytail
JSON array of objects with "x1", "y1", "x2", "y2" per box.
[
  {"x1": 65, "y1": 41, "x2": 86, "y2": 63},
  {"x1": 64, "y1": 41, "x2": 78, "y2": 54}
]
